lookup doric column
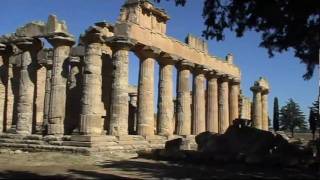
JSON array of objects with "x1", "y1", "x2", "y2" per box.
[
  {"x1": 109, "y1": 37, "x2": 134, "y2": 136},
  {"x1": 218, "y1": 75, "x2": 230, "y2": 133},
  {"x1": 251, "y1": 86, "x2": 262, "y2": 129},
  {"x1": 192, "y1": 66, "x2": 207, "y2": 135},
  {"x1": 136, "y1": 48, "x2": 157, "y2": 137},
  {"x1": 176, "y1": 60, "x2": 193, "y2": 135},
  {"x1": 79, "y1": 29, "x2": 105, "y2": 135},
  {"x1": 15, "y1": 37, "x2": 42, "y2": 134},
  {"x1": 128, "y1": 92, "x2": 138, "y2": 135},
  {"x1": 206, "y1": 71, "x2": 219, "y2": 133},
  {"x1": 157, "y1": 55, "x2": 175, "y2": 136},
  {"x1": 46, "y1": 34, "x2": 75, "y2": 135},
  {"x1": 0, "y1": 43, "x2": 7, "y2": 133},
  {"x1": 262, "y1": 90, "x2": 269, "y2": 131},
  {"x1": 229, "y1": 78, "x2": 240, "y2": 124},
  {"x1": 43, "y1": 59, "x2": 53, "y2": 131}
]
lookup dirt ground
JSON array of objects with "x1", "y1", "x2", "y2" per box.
[{"x1": 0, "y1": 150, "x2": 318, "y2": 180}]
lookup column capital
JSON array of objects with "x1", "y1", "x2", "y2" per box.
[
  {"x1": 135, "y1": 45, "x2": 161, "y2": 60},
  {"x1": 193, "y1": 64, "x2": 209, "y2": 75},
  {"x1": 13, "y1": 37, "x2": 43, "y2": 52},
  {"x1": 231, "y1": 77, "x2": 241, "y2": 85},
  {"x1": 108, "y1": 36, "x2": 136, "y2": 51},
  {"x1": 68, "y1": 56, "x2": 81, "y2": 65},
  {"x1": 158, "y1": 52, "x2": 179, "y2": 65},
  {"x1": 80, "y1": 26, "x2": 105, "y2": 44},
  {"x1": 206, "y1": 70, "x2": 222, "y2": 79},
  {"x1": 176, "y1": 60, "x2": 194, "y2": 70},
  {"x1": 46, "y1": 33, "x2": 75, "y2": 47},
  {"x1": 250, "y1": 85, "x2": 263, "y2": 93},
  {"x1": 261, "y1": 88, "x2": 270, "y2": 95},
  {"x1": 219, "y1": 74, "x2": 232, "y2": 82}
]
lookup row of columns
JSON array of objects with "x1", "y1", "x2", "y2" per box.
[{"x1": 0, "y1": 34, "x2": 242, "y2": 137}]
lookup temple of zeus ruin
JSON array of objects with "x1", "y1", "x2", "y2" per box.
[{"x1": 0, "y1": 0, "x2": 270, "y2": 152}]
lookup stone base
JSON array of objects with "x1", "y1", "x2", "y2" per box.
[{"x1": 0, "y1": 133, "x2": 197, "y2": 155}]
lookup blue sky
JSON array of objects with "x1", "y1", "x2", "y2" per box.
[{"x1": 0, "y1": 0, "x2": 318, "y2": 119}]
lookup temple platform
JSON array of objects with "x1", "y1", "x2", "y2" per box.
[{"x1": 0, "y1": 133, "x2": 197, "y2": 155}]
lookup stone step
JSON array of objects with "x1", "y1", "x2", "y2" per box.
[
  {"x1": 0, "y1": 134, "x2": 24, "y2": 139},
  {"x1": 118, "y1": 140, "x2": 149, "y2": 145},
  {"x1": 62, "y1": 141, "x2": 118, "y2": 147},
  {"x1": 70, "y1": 135, "x2": 117, "y2": 142},
  {"x1": 117, "y1": 135, "x2": 145, "y2": 141},
  {"x1": 0, "y1": 138, "x2": 44, "y2": 145},
  {"x1": 0, "y1": 142, "x2": 90, "y2": 154}
]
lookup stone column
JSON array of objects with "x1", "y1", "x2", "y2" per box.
[
  {"x1": 218, "y1": 75, "x2": 230, "y2": 133},
  {"x1": 229, "y1": 78, "x2": 240, "y2": 124},
  {"x1": 176, "y1": 60, "x2": 193, "y2": 135},
  {"x1": 109, "y1": 38, "x2": 134, "y2": 136},
  {"x1": 192, "y1": 66, "x2": 207, "y2": 135},
  {"x1": 157, "y1": 60, "x2": 174, "y2": 136},
  {"x1": 0, "y1": 43, "x2": 7, "y2": 133},
  {"x1": 46, "y1": 34, "x2": 75, "y2": 135},
  {"x1": 128, "y1": 92, "x2": 138, "y2": 135},
  {"x1": 15, "y1": 37, "x2": 42, "y2": 134},
  {"x1": 136, "y1": 52, "x2": 156, "y2": 137},
  {"x1": 206, "y1": 71, "x2": 219, "y2": 133},
  {"x1": 261, "y1": 91, "x2": 269, "y2": 131},
  {"x1": 43, "y1": 59, "x2": 53, "y2": 131},
  {"x1": 80, "y1": 32, "x2": 105, "y2": 135},
  {"x1": 251, "y1": 86, "x2": 262, "y2": 129}
]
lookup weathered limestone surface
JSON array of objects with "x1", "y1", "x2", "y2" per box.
[
  {"x1": 109, "y1": 38, "x2": 134, "y2": 136},
  {"x1": 206, "y1": 72, "x2": 219, "y2": 133},
  {"x1": 176, "y1": 61, "x2": 193, "y2": 135},
  {"x1": 15, "y1": 38, "x2": 41, "y2": 135},
  {"x1": 239, "y1": 94, "x2": 252, "y2": 120},
  {"x1": 80, "y1": 39, "x2": 105, "y2": 135},
  {"x1": 262, "y1": 93, "x2": 268, "y2": 131},
  {"x1": 35, "y1": 67, "x2": 46, "y2": 132},
  {"x1": 46, "y1": 34, "x2": 75, "y2": 135},
  {"x1": 251, "y1": 87, "x2": 262, "y2": 129},
  {"x1": 192, "y1": 67, "x2": 206, "y2": 135},
  {"x1": 0, "y1": 44, "x2": 6, "y2": 132},
  {"x1": 137, "y1": 55, "x2": 155, "y2": 136},
  {"x1": 229, "y1": 78, "x2": 240, "y2": 124},
  {"x1": 157, "y1": 61, "x2": 174, "y2": 136},
  {"x1": 219, "y1": 76, "x2": 230, "y2": 133},
  {"x1": 5, "y1": 63, "x2": 15, "y2": 131},
  {"x1": 43, "y1": 59, "x2": 53, "y2": 131}
]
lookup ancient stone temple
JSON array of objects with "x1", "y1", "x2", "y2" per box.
[{"x1": 0, "y1": 0, "x2": 270, "y2": 154}]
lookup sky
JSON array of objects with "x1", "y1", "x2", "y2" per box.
[{"x1": 0, "y1": 0, "x2": 318, "y2": 120}]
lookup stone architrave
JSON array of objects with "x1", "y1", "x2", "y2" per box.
[
  {"x1": 218, "y1": 75, "x2": 230, "y2": 133},
  {"x1": 46, "y1": 34, "x2": 75, "y2": 135},
  {"x1": 0, "y1": 43, "x2": 7, "y2": 132},
  {"x1": 80, "y1": 31, "x2": 105, "y2": 135},
  {"x1": 157, "y1": 57, "x2": 174, "y2": 136},
  {"x1": 262, "y1": 91, "x2": 269, "y2": 131},
  {"x1": 109, "y1": 37, "x2": 134, "y2": 136},
  {"x1": 229, "y1": 78, "x2": 240, "y2": 124},
  {"x1": 251, "y1": 86, "x2": 262, "y2": 129},
  {"x1": 136, "y1": 48, "x2": 156, "y2": 137},
  {"x1": 176, "y1": 60, "x2": 193, "y2": 135},
  {"x1": 192, "y1": 66, "x2": 207, "y2": 135},
  {"x1": 15, "y1": 37, "x2": 42, "y2": 135},
  {"x1": 206, "y1": 71, "x2": 219, "y2": 133}
]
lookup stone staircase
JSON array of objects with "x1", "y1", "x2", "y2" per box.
[{"x1": 0, "y1": 133, "x2": 198, "y2": 155}]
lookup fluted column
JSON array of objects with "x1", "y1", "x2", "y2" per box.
[
  {"x1": 43, "y1": 60, "x2": 52, "y2": 130},
  {"x1": 251, "y1": 86, "x2": 262, "y2": 129},
  {"x1": 218, "y1": 75, "x2": 230, "y2": 133},
  {"x1": 206, "y1": 71, "x2": 219, "y2": 133},
  {"x1": 80, "y1": 31, "x2": 105, "y2": 135},
  {"x1": 262, "y1": 90, "x2": 269, "y2": 131},
  {"x1": 176, "y1": 61, "x2": 193, "y2": 135},
  {"x1": 109, "y1": 38, "x2": 134, "y2": 136},
  {"x1": 0, "y1": 43, "x2": 7, "y2": 133},
  {"x1": 192, "y1": 66, "x2": 207, "y2": 135},
  {"x1": 136, "y1": 54, "x2": 155, "y2": 136},
  {"x1": 15, "y1": 38, "x2": 42, "y2": 134},
  {"x1": 157, "y1": 60, "x2": 174, "y2": 136},
  {"x1": 229, "y1": 78, "x2": 240, "y2": 124},
  {"x1": 46, "y1": 34, "x2": 75, "y2": 135}
]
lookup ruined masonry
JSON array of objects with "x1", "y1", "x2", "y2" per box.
[{"x1": 0, "y1": 0, "x2": 269, "y2": 154}]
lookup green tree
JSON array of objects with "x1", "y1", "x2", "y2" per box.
[
  {"x1": 309, "y1": 99, "x2": 319, "y2": 139},
  {"x1": 279, "y1": 99, "x2": 306, "y2": 137},
  {"x1": 155, "y1": 0, "x2": 320, "y2": 79},
  {"x1": 273, "y1": 97, "x2": 280, "y2": 131}
]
